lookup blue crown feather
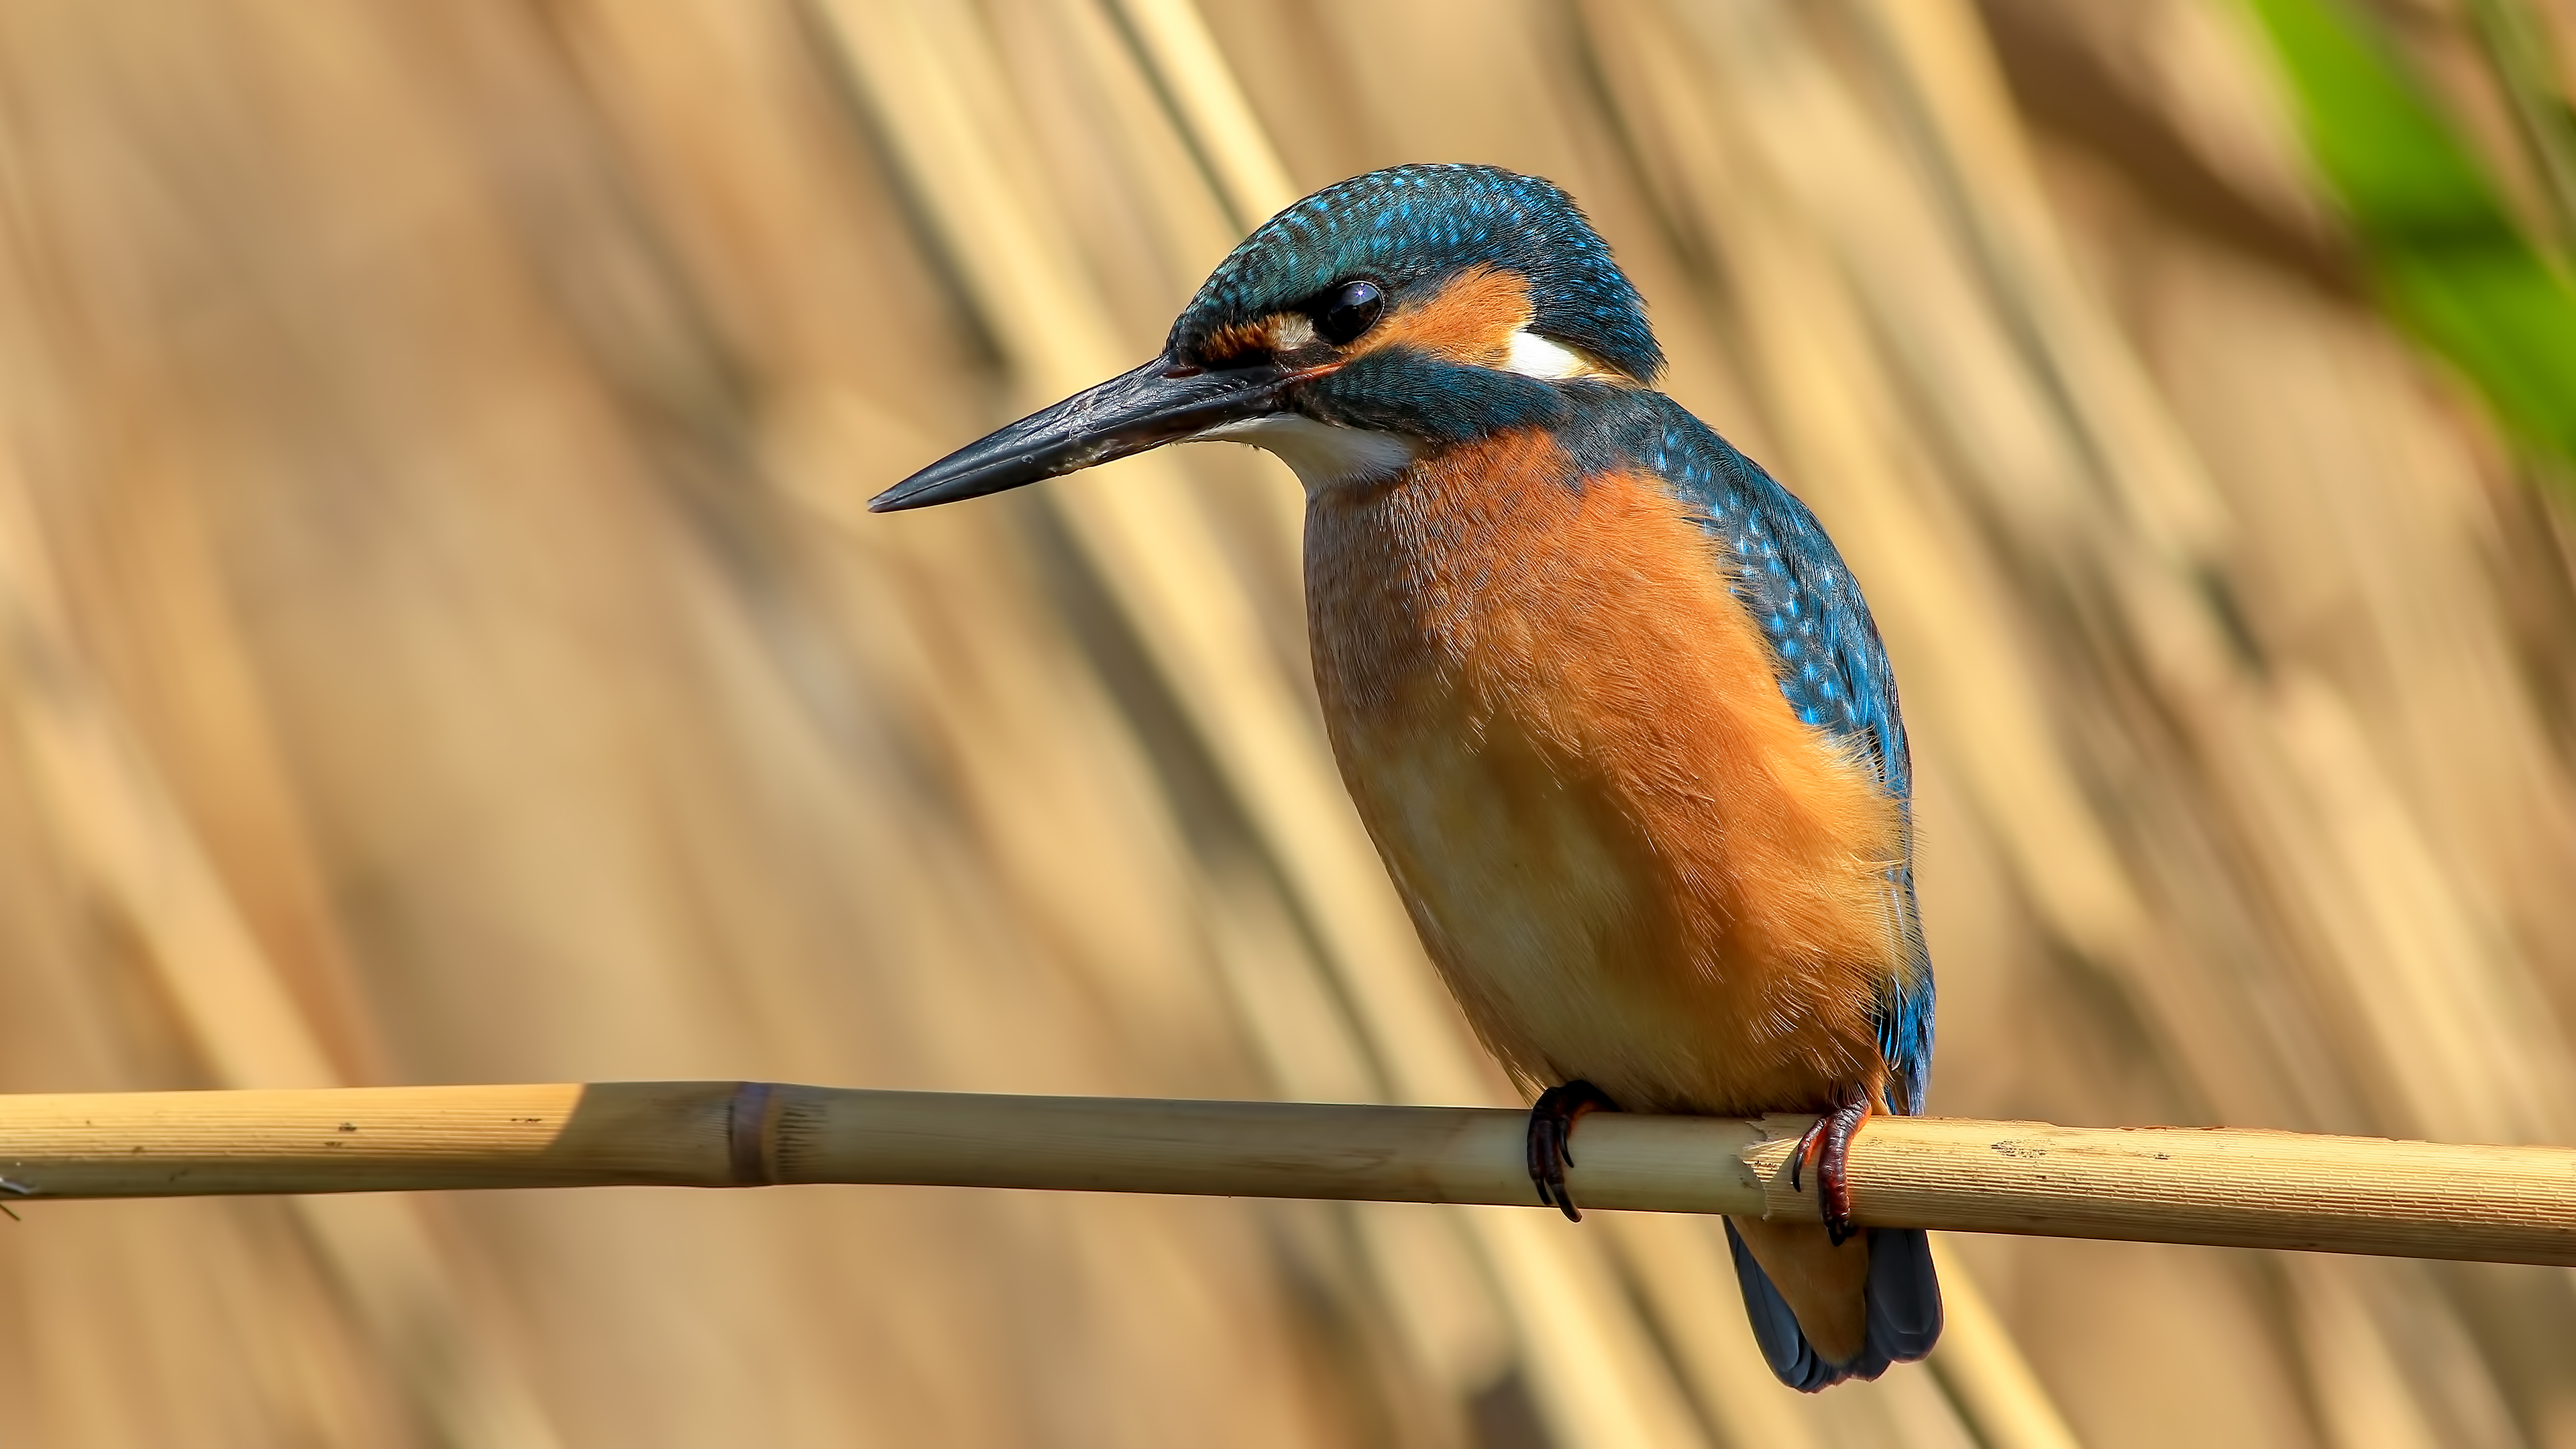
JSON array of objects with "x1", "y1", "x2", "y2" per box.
[{"x1": 1171, "y1": 164, "x2": 1664, "y2": 384}]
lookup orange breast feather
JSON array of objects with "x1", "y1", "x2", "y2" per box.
[{"x1": 1305, "y1": 429, "x2": 1905, "y2": 1115}]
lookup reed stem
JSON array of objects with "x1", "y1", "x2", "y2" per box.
[{"x1": 3, "y1": 1084, "x2": 2569, "y2": 1267}]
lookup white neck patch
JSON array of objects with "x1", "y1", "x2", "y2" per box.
[
  {"x1": 1501, "y1": 329, "x2": 1599, "y2": 381},
  {"x1": 1191, "y1": 413, "x2": 1421, "y2": 495}
]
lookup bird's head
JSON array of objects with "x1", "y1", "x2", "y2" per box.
[{"x1": 869, "y1": 164, "x2": 1660, "y2": 512}]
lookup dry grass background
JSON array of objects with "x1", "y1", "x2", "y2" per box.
[{"x1": 2, "y1": 0, "x2": 2575, "y2": 1445}]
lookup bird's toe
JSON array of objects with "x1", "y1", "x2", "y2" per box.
[{"x1": 1526, "y1": 1080, "x2": 1619, "y2": 1222}]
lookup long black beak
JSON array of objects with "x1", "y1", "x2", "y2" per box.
[{"x1": 869, "y1": 357, "x2": 1291, "y2": 513}]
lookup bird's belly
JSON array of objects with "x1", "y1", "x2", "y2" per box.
[{"x1": 1346, "y1": 699, "x2": 1827, "y2": 1115}]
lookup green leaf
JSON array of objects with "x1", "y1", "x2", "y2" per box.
[{"x1": 2243, "y1": 0, "x2": 2576, "y2": 463}]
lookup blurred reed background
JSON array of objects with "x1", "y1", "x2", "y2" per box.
[{"x1": 2, "y1": 0, "x2": 2575, "y2": 1445}]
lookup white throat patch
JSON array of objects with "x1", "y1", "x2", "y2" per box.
[
  {"x1": 1188, "y1": 330, "x2": 1602, "y2": 492},
  {"x1": 1191, "y1": 414, "x2": 1421, "y2": 494}
]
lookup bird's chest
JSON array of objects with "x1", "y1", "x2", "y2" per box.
[
  {"x1": 1306, "y1": 500, "x2": 1662, "y2": 1095},
  {"x1": 1304, "y1": 460, "x2": 1651, "y2": 948},
  {"x1": 1300, "y1": 439, "x2": 1900, "y2": 1111}
]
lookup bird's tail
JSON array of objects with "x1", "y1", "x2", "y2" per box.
[{"x1": 1723, "y1": 1217, "x2": 1943, "y2": 1392}]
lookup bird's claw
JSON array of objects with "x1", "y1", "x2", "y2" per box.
[
  {"x1": 1788, "y1": 1089, "x2": 1872, "y2": 1246},
  {"x1": 1527, "y1": 1080, "x2": 1619, "y2": 1222}
]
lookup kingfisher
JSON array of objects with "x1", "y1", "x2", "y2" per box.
[{"x1": 873, "y1": 164, "x2": 1940, "y2": 1390}]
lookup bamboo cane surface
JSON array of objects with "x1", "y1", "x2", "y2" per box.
[{"x1": 5, "y1": 1084, "x2": 2573, "y2": 1267}]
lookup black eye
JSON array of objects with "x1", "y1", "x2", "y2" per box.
[{"x1": 1316, "y1": 280, "x2": 1384, "y2": 345}]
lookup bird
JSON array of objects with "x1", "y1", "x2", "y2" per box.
[{"x1": 871, "y1": 162, "x2": 1940, "y2": 1391}]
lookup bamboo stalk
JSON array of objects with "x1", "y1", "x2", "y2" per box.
[{"x1": 5, "y1": 1084, "x2": 2575, "y2": 1267}]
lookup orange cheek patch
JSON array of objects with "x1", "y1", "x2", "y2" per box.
[{"x1": 1356, "y1": 265, "x2": 1533, "y2": 369}]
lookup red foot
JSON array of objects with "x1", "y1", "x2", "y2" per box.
[
  {"x1": 1527, "y1": 1080, "x2": 1620, "y2": 1222},
  {"x1": 1788, "y1": 1088, "x2": 1873, "y2": 1246}
]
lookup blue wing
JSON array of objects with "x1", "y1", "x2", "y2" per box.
[{"x1": 1570, "y1": 388, "x2": 1934, "y2": 1114}]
